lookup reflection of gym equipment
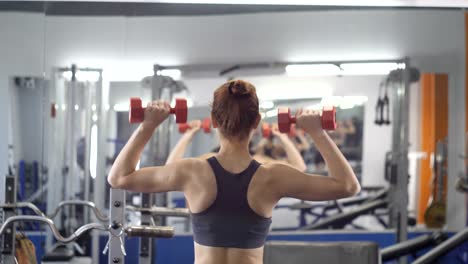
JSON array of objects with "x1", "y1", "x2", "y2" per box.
[
  {"x1": 424, "y1": 139, "x2": 448, "y2": 228},
  {"x1": 129, "y1": 97, "x2": 188, "y2": 124},
  {"x1": 299, "y1": 189, "x2": 389, "y2": 230},
  {"x1": 274, "y1": 188, "x2": 388, "y2": 230},
  {"x1": 178, "y1": 118, "x2": 212, "y2": 133},
  {"x1": 1, "y1": 200, "x2": 109, "y2": 222},
  {"x1": 277, "y1": 106, "x2": 337, "y2": 133},
  {"x1": 126, "y1": 205, "x2": 190, "y2": 217},
  {"x1": 375, "y1": 81, "x2": 391, "y2": 125},
  {"x1": 381, "y1": 231, "x2": 447, "y2": 262},
  {"x1": 412, "y1": 229, "x2": 468, "y2": 264}
]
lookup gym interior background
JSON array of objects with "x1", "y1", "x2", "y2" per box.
[{"x1": 0, "y1": 1, "x2": 467, "y2": 263}]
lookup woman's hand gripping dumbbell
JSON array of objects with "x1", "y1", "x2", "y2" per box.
[
  {"x1": 129, "y1": 97, "x2": 188, "y2": 126},
  {"x1": 277, "y1": 106, "x2": 337, "y2": 136},
  {"x1": 178, "y1": 118, "x2": 212, "y2": 134}
]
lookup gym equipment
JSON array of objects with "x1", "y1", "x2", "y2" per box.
[
  {"x1": 178, "y1": 118, "x2": 211, "y2": 133},
  {"x1": 276, "y1": 187, "x2": 388, "y2": 230},
  {"x1": 412, "y1": 229, "x2": 468, "y2": 264},
  {"x1": 0, "y1": 200, "x2": 109, "y2": 222},
  {"x1": 300, "y1": 199, "x2": 388, "y2": 230},
  {"x1": 126, "y1": 205, "x2": 190, "y2": 217},
  {"x1": 264, "y1": 241, "x2": 379, "y2": 264},
  {"x1": 129, "y1": 97, "x2": 188, "y2": 124},
  {"x1": 381, "y1": 232, "x2": 447, "y2": 262},
  {"x1": 425, "y1": 139, "x2": 448, "y2": 228},
  {"x1": 0, "y1": 215, "x2": 174, "y2": 243},
  {"x1": 277, "y1": 106, "x2": 337, "y2": 133},
  {"x1": 375, "y1": 81, "x2": 391, "y2": 125}
]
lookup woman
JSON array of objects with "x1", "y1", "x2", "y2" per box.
[
  {"x1": 108, "y1": 80, "x2": 360, "y2": 264},
  {"x1": 167, "y1": 120, "x2": 307, "y2": 171}
]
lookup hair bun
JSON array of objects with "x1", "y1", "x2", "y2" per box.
[{"x1": 228, "y1": 80, "x2": 250, "y2": 97}]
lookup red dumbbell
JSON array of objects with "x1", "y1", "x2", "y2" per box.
[
  {"x1": 261, "y1": 123, "x2": 272, "y2": 138},
  {"x1": 129, "y1": 97, "x2": 188, "y2": 124},
  {"x1": 178, "y1": 118, "x2": 212, "y2": 134},
  {"x1": 278, "y1": 106, "x2": 337, "y2": 133}
]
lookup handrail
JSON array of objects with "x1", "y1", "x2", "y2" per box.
[
  {"x1": 48, "y1": 200, "x2": 108, "y2": 221},
  {"x1": 0, "y1": 202, "x2": 46, "y2": 217},
  {"x1": 1, "y1": 200, "x2": 108, "y2": 222},
  {"x1": 0, "y1": 216, "x2": 174, "y2": 242},
  {"x1": 126, "y1": 205, "x2": 190, "y2": 217},
  {"x1": 0, "y1": 216, "x2": 106, "y2": 243}
]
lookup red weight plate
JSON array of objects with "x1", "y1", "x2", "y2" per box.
[
  {"x1": 321, "y1": 106, "x2": 337, "y2": 130},
  {"x1": 278, "y1": 108, "x2": 292, "y2": 133},
  {"x1": 262, "y1": 123, "x2": 271, "y2": 138},
  {"x1": 202, "y1": 118, "x2": 211, "y2": 133}
]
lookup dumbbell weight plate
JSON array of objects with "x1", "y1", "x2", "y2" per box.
[
  {"x1": 321, "y1": 106, "x2": 337, "y2": 130},
  {"x1": 278, "y1": 108, "x2": 293, "y2": 133},
  {"x1": 178, "y1": 123, "x2": 190, "y2": 133},
  {"x1": 172, "y1": 98, "x2": 188, "y2": 124},
  {"x1": 262, "y1": 123, "x2": 271, "y2": 138},
  {"x1": 202, "y1": 118, "x2": 211, "y2": 133},
  {"x1": 129, "y1": 97, "x2": 144, "y2": 123}
]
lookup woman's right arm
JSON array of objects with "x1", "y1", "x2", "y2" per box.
[
  {"x1": 166, "y1": 120, "x2": 201, "y2": 164},
  {"x1": 267, "y1": 109, "x2": 360, "y2": 201},
  {"x1": 271, "y1": 127, "x2": 307, "y2": 172}
]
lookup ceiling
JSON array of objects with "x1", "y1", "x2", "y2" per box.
[{"x1": 0, "y1": 1, "x2": 456, "y2": 16}]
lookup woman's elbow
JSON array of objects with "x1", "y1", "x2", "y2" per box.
[
  {"x1": 107, "y1": 174, "x2": 127, "y2": 189},
  {"x1": 345, "y1": 181, "x2": 361, "y2": 196}
]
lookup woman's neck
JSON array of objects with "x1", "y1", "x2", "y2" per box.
[{"x1": 217, "y1": 138, "x2": 251, "y2": 160}]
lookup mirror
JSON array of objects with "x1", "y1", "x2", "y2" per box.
[
  {"x1": 0, "y1": 2, "x2": 46, "y2": 263},
  {"x1": 2, "y1": 2, "x2": 465, "y2": 263}
]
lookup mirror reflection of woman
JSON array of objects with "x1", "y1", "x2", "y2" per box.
[{"x1": 108, "y1": 80, "x2": 360, "y2": 264}]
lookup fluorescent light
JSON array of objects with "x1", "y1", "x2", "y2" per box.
[
  {"x1": 260, "y1": 101, "x2": 274, "y2": 109},
  {"x1": 89, "y1": 124, "x2": 98, "y2": 179},
  {"x1": 285, "y1": 64, "x2": 341, "y2": 76},
  {"x1": 74, "y1": 104, "x2": 79, "y2": 111},
  {"x1": 320, "y1": 96, "x2": 368, "y2": 109},
  {"x1": 105, "y1": 104, "x2": 110, "y2": 111},
  {"x1": 340, "y1": 63, "x2": 405, "y2": 75},
  {"x1": 256, "y1": 82, "x2": 333, "y2": 101},
  {"x1": 320, "y1": 96, "x2": 342, "y2": 108},
  {"x1": 157, "y1": 69, "x2": 182, "y2": 80},
  {"x1": 61, "y1": 70, "x2": 100, "y2": 82},
  {"x1": 103, "y1": 65, "x2": 153, "y2": 81},
  {"x1": 92, "y1": 113, "x2": 98, "y2": 122},
  {"x1": 91, "y1": 104, "x2": 97, "y2": 111},
  {"x1": 61, "y1": 104, "x2": 67, "y2": 111},
  {"x1": 62, "y1": 71, "x2": 72, "y2": 80},
  {"x1": 113, "y1": 103, "x2": 129, "y2": 112},
  {"x1": 266, "y1": 109, "x2": 277, "y2": 118},
  {"x1": 260, "y1": 112, "x2": 266, "y2": 119},
  {"x1": 306, "y1": 104, "x2": 323, "y2": 110}
]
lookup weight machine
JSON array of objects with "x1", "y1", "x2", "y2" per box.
[{"x1": 107, "y1": 64, "x2": 189, "y2": 264}]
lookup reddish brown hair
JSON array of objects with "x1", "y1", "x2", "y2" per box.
[{"x1": 211, "y1": 80, "x2": 259, "y2": 140}]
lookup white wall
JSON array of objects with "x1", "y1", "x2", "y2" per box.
[
  {"x1": 0, "y1": 9, "x2": 465, "y2": 227},
  {"x1": 0, "y1": 13, "x2": 45, "y2": 186}
]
